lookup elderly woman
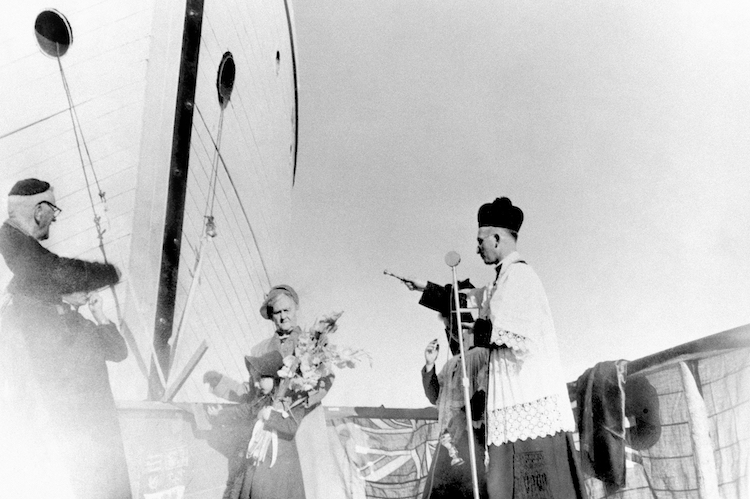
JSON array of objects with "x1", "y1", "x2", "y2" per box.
[
  {"x1": 252, "y1": 284, "x2": 303, "y2": 357},
  {"x1": 202, "y1": 284, "x2": 336, "y2": 499},
  {"x1": 205, "y1": 284, "x2": 333, "y2": 403},
  {"x1": 204, "y1": 285, "x2": 302, "y2": 400},
  {"x1": 208, "y1": 350, "x2": 309, "y2": 499}
]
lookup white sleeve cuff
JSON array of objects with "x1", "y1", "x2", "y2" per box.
[{"x1": 490, "y1": 329, "x2": 532, "y2": 356}]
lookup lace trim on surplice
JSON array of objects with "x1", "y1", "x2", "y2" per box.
[
  {"x1": 487, "y1": 394, "x2": 569, "y2": 445},
  {"x1": 493, "y1": 330, "x2": 532, "y2": 358}
]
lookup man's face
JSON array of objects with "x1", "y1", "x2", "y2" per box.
[
  {"x1": 476, "y1": 227, "x2": 501, "y2": 265},
  {"x1": 270, "y1": 294, "x2": 298, "y2": 333},
  {"x1": 35, "y1": 199, "x2": 59, "y2": 240}
]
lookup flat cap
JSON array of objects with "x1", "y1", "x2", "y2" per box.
[{"x1": 9, "y1": 178, "x2": 51, "y2": 196}]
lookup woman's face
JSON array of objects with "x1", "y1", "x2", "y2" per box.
[
  {"x1": 258, "y1": 377, "x2": 275, "y2": 395},
  {"x1": 270, "y1": 294, "x2": 298, "y2": 333}
]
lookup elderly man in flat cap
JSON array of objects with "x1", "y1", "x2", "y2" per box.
[
  {"x1": 0, "y1": 178, "x2": 122, "y2": 399},
  {"x1": 0, "y1": 178, "x2": 120, "y2": 299},
  {"x1": 0, "y1": 178, "x2": 128, "y2": 498},
  {"x1": 1, "y1": 179, "x2": 121, "y2": 386},
  {"x1": 467, "y1": 197, "x2": 585, "y2": 499}
]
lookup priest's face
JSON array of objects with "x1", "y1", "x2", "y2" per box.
[
  {"x1": 270, "y1": 294, "x2": 298, "y2": 334},
  {"x1": 476, "y1": 227, "x2": 501, "y2": 265}
]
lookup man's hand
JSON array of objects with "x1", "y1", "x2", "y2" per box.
[
  {"x1": 88, "y1": 293, "x2": 110, "y2": 325},
  {"x1": 424, "y1": 339, "x2": 439, "y2": 370},
  {"x1": 402, "y1": 277, "x2": 428, "y2": 292},
  {"x1": 384, "y1": 270, "x2": 427, "y2": 291}
]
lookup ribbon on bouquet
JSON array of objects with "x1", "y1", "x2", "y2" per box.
[
  {"x1": 246, "y1": 419, "x2": 279, "y2": 466},
  {"x1": 245, "y1": 398, "x2": 306, "y2": 467}
]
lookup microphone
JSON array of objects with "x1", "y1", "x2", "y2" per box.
[
  {"x1": 444, "y1": 247, "x2": 482, "y2": 498},
  {"x1": 444, "y1": 251, "x2": 460, "y2": 267}
]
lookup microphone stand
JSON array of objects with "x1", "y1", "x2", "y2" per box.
[{"x1": 446, "y1": 252, "x2": 480, "y2": 499}]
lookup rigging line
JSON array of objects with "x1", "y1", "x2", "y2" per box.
[
  {"x1": 202, "y1": 226, "x2": 258, "y2": 327},
  {"x1": 180, "y1": 224, "x2": 258, "y2": 338},
  {"x1": 208, "y1": 110, "x2": 225, "y2": 220},
  {"x1": 58, "y1": 61, "x2": 112, "y2": 264},
  {"x1": 187, "y1": 253, "x2": 259, "y2": 363},
  {"x1": 57, "y1": 57, "x2": 124, "y2": 327},
  {"x1": 170, "y1": 107, "x2": 227, "y2": 372},
  {"x1": 187, "y1": 140, "x2": 267, "y2": 310},
  {"x1": 57, "y1": 59, "x2": 109, "y2": 260},
  {"x1": 206, "y1": 81, "x2": 272, "y2": 189},
  {"x1": 57, "y1": 58, "x2": 109, "y2": 230},
  {"x1": 190, "y1": 136, "x2": 263, "y2": 282},
  {"x1": 170, "y1": 136, "x2": 225, "y2": 374},
  {"x1": 202, "y1": 114, "x2": 219, "y2": 222},
  {"x1": 187, "y1": 138, "x2": 270, "y2": 304},
  {"x1": 170, "y1": 266, "x2": 238, "y2": 382},
  {"x1": 168, "y1": 241, "x2": 208, "y2": 375},
  {"x1": 64, "y1": 68, "x2": 107, "y2": 203},
  {"x1": 211, "y1": 175, "x2": 273, "y2": 302},
  {"x1": 199, "y1": 108, "x2": 224, "y2": 250},
  {"x1": 179, "y1": 226, "x2": 258, "y2": 333},
  {"x1": 193, "y1": 105, "x2": 272, "y2": 287},
  {"x1": 0, "y1": 107, "x2": 73, "y2": 141},
  {"x1": 57, "y1": 58, "x2": 110, "y2": 239},
  {"x1": 58, "y1": 57, "x2": 98, "y2": 222},
  {"x1": 188, "y1": 134, "x2": 270, "y2": 301},
  {"x1": 212, "y1": 242, "x2": 260, "y2": 326}
]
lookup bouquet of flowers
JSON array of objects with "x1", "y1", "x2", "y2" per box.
[
  {"x1": 278, "y1": 311, "x2": 370, "y2": 403},
  {"x1": 246, "y1": 311, "x2": 369, "y2": 465}
]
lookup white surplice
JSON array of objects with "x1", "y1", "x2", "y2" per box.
[{"x1": 466, "y1": 251, "x2": 575, "y2": 446}]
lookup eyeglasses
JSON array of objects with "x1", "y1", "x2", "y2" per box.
[{"x1": 37, "y1": 200, "x2": 62, "y2": 219}]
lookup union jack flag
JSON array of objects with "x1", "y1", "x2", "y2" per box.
[{"x1": 328, "y1": 415, "x2": 440, "y2": 499}]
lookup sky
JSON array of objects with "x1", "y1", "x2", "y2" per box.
[
  {"x1": 1, "y1": 0, "x2": 748, "y2": 410},
  {"x1": 281, "y1": 0, "x2": 750, "y2": 408}
]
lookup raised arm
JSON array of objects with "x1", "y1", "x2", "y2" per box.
[
  {"x1": 0, "y1": 224, "x2": 119, "y2": 298},
  {"x1": 421, "y1": 339, "x2": 441, "y2": 404}
]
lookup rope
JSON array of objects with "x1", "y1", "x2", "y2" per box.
[
  {"x1": 0, "y1": 107, "x2": 73, "y2": 141},
  {"x1": 204, "y1": 109, "x2": 224, "y2": 236},
  {"x1": 194, "y1": 105, "x2": 273, "y2": 286},
  {"x1": 58, "y1": 57, "x2": 99, "y2": 226},
  {"x1": 56, "y1": 57, "x2": 124, "y2": 326},
  {"x1": 168, "y1": 106, "x2": 226, "y2": 376}
]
